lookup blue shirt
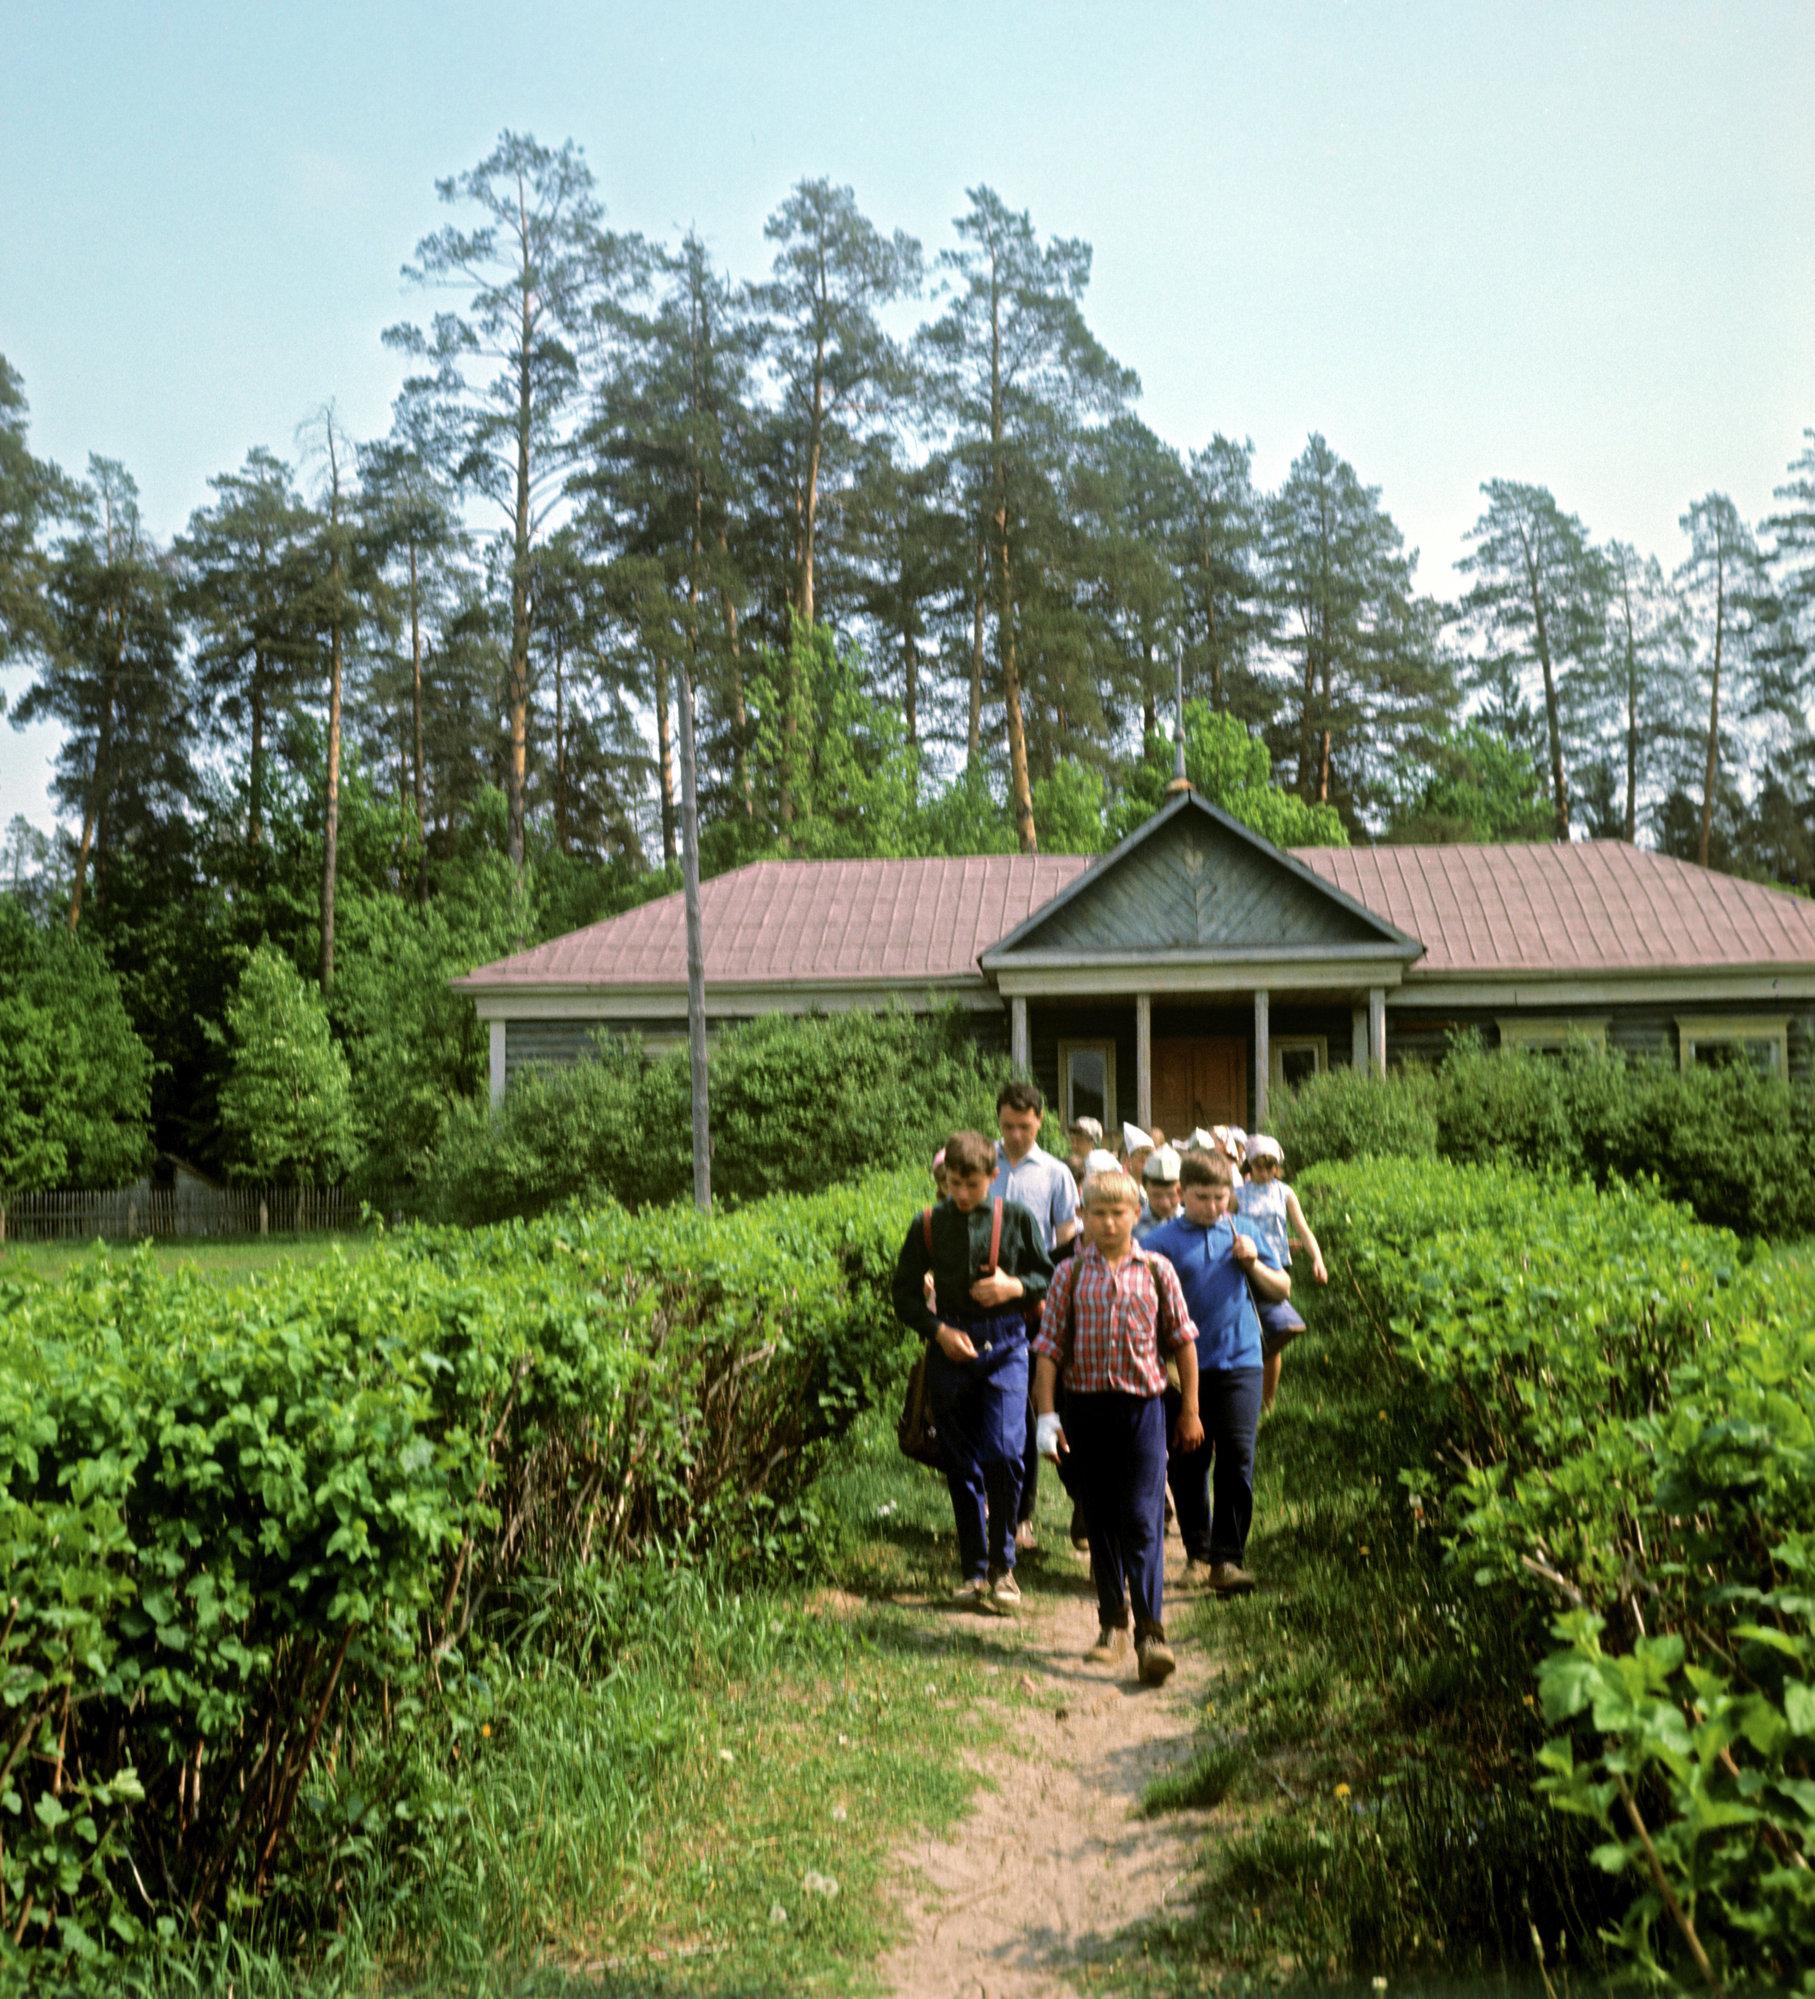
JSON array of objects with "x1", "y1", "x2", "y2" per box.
[
  {"x1": 1141, "y1": 1215, "x2": 1280, "y2": 1372},
  {"x1": 990, "y1": 1142, "x2": 1078, "y2": 1254}
]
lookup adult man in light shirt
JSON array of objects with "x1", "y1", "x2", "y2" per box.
[{"x1": 991, "y1": 1079, "x2": 1081, "y2": 1547}]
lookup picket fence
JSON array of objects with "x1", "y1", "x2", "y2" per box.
[{"x1": 0, "y1": 1184, "x2": 408, "y2": 1244}]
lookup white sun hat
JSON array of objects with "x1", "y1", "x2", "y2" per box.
[{"x1": 1121, "y1": 1121, "x2": 1153, "y2": 1154}]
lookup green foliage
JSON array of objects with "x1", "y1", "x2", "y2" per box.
[
  {"x1": 211, "y1": 944, "x2": 357, "y2": 1183},
  {"x1": 1110, "y1": 699, "x2": 1349, "y2": 847},
  {"x1": 1271, "y1": 1062, "x2": 1437, "y2": 1167},
  {"x1": 1276, "y1": 1038, "x2": 1815, "y2": 1240},
  {"x1": 0, "y1": 899, "x2": 153, "y2": 1189},
  {"x1": 1030, "y1": 758, "x2": 1107, "y2": 853},
  {"x1": 1384, "y1": 722, "x2": 1553, "y2": 842},
  {"x1": 420, "y1": 1009, "x2": 1000, "y2": 1221},
  {"x1": 1294, "y1": 1156, "x2": 1815, "y2": 1993},
  {"x1": 0, "y1": 1166, "x2": 921, "y2": 1979}
]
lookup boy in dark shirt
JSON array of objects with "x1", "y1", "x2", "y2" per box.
[{"x1": 891, "y1": 1128, "x2": 1054, "y2": 1615}]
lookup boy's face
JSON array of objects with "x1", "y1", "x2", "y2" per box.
[
  {"x1": 1181, "y1": 1180, "x2": 1231, "y2": 1226},
  {"x1": 1144, "y1": 1179, "x2": 1180, "y2": 1221},
  {"x1": 1083, "y1": 1193, "x2": 1140, "y2": 1259},
  {"x1": 947, "y1": 1167, "x2": 992, "y2": 1213}
]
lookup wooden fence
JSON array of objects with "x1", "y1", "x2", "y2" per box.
[{"x1": 0, "y1": 1184, "x2": 410, "y2": 1244}]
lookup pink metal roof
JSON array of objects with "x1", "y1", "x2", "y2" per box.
[
  {"x1": 455, "y1": 841, "x2": 1815, "y2": 990},
  {"x1": 455, "y1": 854, "x2": 1092, "y2": 989},
  {"x1": 1297, "y1": 841, "x2": 1815, "y2": 975}
]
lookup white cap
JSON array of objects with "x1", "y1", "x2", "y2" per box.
[
  {"x1": 1247, "y1": 1133, "x2": 1284, "y2": 1164},
  {"x1": 1142, "y1": 1144, "x2": 1181, "y2": 1183},
  {"x1": 1122, "y1": 1121, "x2": 1153, "y2": 1154},
  {"x1": 1082, "y1": 1147, "x2": 1121, "y2": 1182},
  {"x1": 1068, "y1": 1115, "x2": 1104, "y2": 1144},
  {"x1": 1188, "y1": 1126, "x2": 1216, "y2": 1153}
]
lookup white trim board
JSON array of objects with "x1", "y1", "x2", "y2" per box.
[
  {"x1": 1393, "y1": 971, "x2": 1815, "y2": 1008},
  {"x1": 464, "y1": 979, "x2": 1000, "y2": 1021}
]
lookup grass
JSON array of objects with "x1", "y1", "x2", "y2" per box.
[
  {"x1": 0, "y1": 1232, "x2": 377, "y2": 1285},
  {"x1": 106, "y1": 1405, "x2": 1047, "y2": 1999},
  {"x1": 1113, "y1": 1329, "x2": 1623, "y2": 1997}
]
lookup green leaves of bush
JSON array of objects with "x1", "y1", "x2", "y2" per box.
[{"x1": 0, "y1": 1169, "x2": 919, "y2": 1976}]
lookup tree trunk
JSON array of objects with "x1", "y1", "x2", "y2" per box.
[
  {"x1": 1619, "y1": 575, "x2": 1639, "y2": 844},
  {"x1": 249, "y1": 657, "x2": 266, "y2": 852},
  {"x1": 1698, "y1": 546, "x2": 1725, "y2": 869},
  {"x1": 966, "y1": 537, "x2": 986, "y2": 765},
  {"x1": 506, "y1": 188, "x2": 536, "y2": 872},
  {"x1": 904, "y1": 627, "x2": 919, "y2": 750},
  {"x1": 321, "y1": 595, "x2": 343, "y2": 994},
  {"x1": 990, "y1": 259, "x2": 1036, "y2": 853},
  {"x1": 654, "y1": 653, "x2": 677, "y2": 866},
  {"x1": 1519, "y1": 524, "x2": 1571, "y2": 842},
  {"x1": 718, "y1": 523, "x2": 753, "y2": 816},
  {"x1": 408, "y1": 541, "x2": 427, "y2": 895},
  {"x1": 552, "y1": 634, "x2": 568, "y2": 854},
  {"x1": 798, "y1": 314, "x2": 826, "y2": 625}
]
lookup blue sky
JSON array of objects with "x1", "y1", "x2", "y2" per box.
[{"x1": 4, "y1": 0, "x2": 1812, "y2": 829}]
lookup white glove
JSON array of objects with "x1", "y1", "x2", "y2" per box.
[{"x1": 1035, "y1": 1412, "x2": 1064, "y2": 1460}]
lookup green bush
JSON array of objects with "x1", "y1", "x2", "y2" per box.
[
  {"x1": 1271, "y1": 1063, "x2": 1438, "y2": 1167},
  {"x1": 419, "y1": 1008, "x2": 1001, "y2": 1222},
  {"x1": 1299, "y1": 1155, "x2": 1815, "y2": 1993},
  {"x1": 0, "y1": 1168, "x2": 921, "y2": 1981}
]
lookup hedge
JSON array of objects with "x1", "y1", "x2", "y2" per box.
[
  {"x1": 0, "y1": 1170, "x2": 921, "y2": 1979},
  {"x1": 1274, "y1": 1040, "x2": 1815, "y2": 1239},
  {"x1": 1302, "y1": 1155, "x2": 1815, "y2": 1991}
]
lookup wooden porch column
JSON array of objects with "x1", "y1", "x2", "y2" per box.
[
  {"x1": 1368, "y1": 987, "x2": 1387, "y2": 1077},
  {"x1": 1351, "y1": 1004, "x2": 1368, "y2": 1071},
  {"x1": 1252, "y1": 987, "x2": 1270, "y2": 1128},
  {"x1": 1135, "y1": 993, "x2": 1153, "y2": 1129},
  {"x1": 488, "y1": 1019, "x2": 507, "y2": 1109},
  {"x1": 1010, "y1": 995, "x2": 1030, "y2": 1076}
]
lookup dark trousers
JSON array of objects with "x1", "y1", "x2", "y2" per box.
[
  {"x1": 1066, "y1": 1390, "x2": 1168, "y2": 1636},
  {"x1": 928, "y1": 1322, "x2": 1028, "y2": 1580},
  {"x1": 1167, "y1": 1366, "x2": 1263, "y2": 1567}
]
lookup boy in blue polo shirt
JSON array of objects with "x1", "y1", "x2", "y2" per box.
[{"x1": 1142, "y1": 1148, "x2": 1291, "y2": 1595}]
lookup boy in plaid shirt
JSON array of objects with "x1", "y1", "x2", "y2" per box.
[{"x1": 1031, "y1": 1168, "x2": 1201, "y2": 1684}]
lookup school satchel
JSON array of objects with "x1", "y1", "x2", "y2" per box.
[{"x1": 895, "y1": 1199, "x2": 1005, "y2": 1468}]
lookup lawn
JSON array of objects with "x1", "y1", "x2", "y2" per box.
[{"x1": 0, "y1": 1231, "x2": 378, "y2": 1286}]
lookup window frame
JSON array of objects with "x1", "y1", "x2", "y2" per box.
[
  {"x1": 1495, "y1": 1015, "x2": 1611, "y2": 1055},
  {"x1": 1270, "y1": 1034, "x2": 1329, "y2": 1093},
  {"x1": 1057, "y1": 1037, "x2": 1117, "y2": 1132},
  {"x1": 1675, "y1": 1014, "x2": 1790, "y2": 1076}
]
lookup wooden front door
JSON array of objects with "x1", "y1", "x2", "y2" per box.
[{"x1": 1152, "y1": 1036, "x2": 1248, "y2": 1139}]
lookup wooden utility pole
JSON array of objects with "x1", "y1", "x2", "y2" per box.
[{"x1": 677, "y1": 655, "x2": 712, "y2": 1211}]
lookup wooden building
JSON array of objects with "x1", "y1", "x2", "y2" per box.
[{"x1": 456, "y1": 791, "x2": 1815, "y2": 1129}]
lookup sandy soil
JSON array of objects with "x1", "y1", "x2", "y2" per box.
[{"x1": 877, "y1": 1537, "x2": 1216, "y2": 1999}]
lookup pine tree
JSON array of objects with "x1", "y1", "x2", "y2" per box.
[
  {"x1": 1676, "y1": 493, "x2": 1764, "y2": 869},
  {"x1": 0, "y1": 355, "x2": 67, "y2": 669}
]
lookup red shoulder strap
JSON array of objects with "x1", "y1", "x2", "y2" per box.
[
  {"x1": 988, "y1": 1196, "x2": 1004, "y2": 1271},
  {"x1": 921, "y1": 1206, "x2": 933, "y2": 1254}
]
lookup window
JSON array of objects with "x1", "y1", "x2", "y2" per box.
[
  {"x1": 1058, "y1": 1039, "x2": 1116, "y2": 1131},
  {"x1": 1676, "y1": 1015, "x2": 1789, "y2": 1076},
  {"x1": 1271, "y1": 1035, "x2": 1328, "y2": 1093},
  {"x1": 1496, "y1": 1016, "x2": 1610, "y2": 1058}
]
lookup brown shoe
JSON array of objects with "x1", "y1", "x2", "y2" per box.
[
  {"x1": 987, "y1": 1570, "x2": 1022, "y2": 1617},
  {"x1": 1180, "y1": 1558, "x2": 1215, "y2": 1589},
  {"x1": 1209, "y1": 1561, "x2": 1256, "y2": 1595},
  {"x1": 1136, "y1": 1633, "x2": 1177, "y2": 1685},
  {"x1": 1085, "y1": 1625, "x2": 1129, "y2": 1664},
  {"x1": 1015, "y1": 1520, "x2": 1038, "y2": 1551}
]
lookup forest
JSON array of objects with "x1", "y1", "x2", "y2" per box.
[{"x1": 2, "y1": 129, "x2": 1812, "y2": 1188}]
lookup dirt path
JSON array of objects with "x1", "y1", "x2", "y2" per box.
[{"x1": 878, "y1": 1535, "x2": 1216, "y2": 1999}]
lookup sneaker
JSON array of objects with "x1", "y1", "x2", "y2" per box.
[
  {"x1": 1086, "y1": 1625, "x2": 1129, "y2": 1664},
  {"x1": 1180, "y1": 1557, "x2": 1215, "y2": 1589},
  {"x1": 1209, "y1": 1561, "x2": 1256, "y2": 1596},
  {"x1": 1015, "y1": 1520, "x2": 1038, "y2": 1552},
  {"x1": 1136, "y1": 1633, "x2": 1177, "y2": 1685},
  {"x1": 988, "y1": 1571, "x2": 1023, "y2": 1616},
  {"x1": 952, "y1": 1576, "x2": 990, "y2": 1608}
]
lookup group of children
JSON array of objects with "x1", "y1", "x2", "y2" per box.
[{"x1": 891, "y1": 1084, "x2": 1325, "y2": 1687}]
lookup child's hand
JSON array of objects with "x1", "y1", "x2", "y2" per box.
[
  {"x1": 969, "y1": 1269, "x2": 1023, "y2": 1309},
  {"x1": 935, "y1": 1323, "x2": 978, "y2": 1363},
  {"x1": 1312, "y1": 1255, "x2": 1329, "y2": 1285},
  {"x1": 1172, "y1": 1404, "x2": 1205, "y2": 1454},
  {"x1": 1231, "y1": 1232, "x2": 1258, "y2": 1269}
]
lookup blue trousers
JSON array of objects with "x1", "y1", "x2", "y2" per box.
[
  {"x1": 1167, "y1": 1367, "x2": 1263, "y2": 1567},
  {"x1": 1065, "y1": 1391, "x2": 1168, "y2": 1636},
  {"x1": 927, "y1": 1315, "x2": 1028, "y2": 1581}
]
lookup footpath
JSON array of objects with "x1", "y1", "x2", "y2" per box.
[{"x1": 876, "y1": 1532, "x2": 1220, "y2": 1999}]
